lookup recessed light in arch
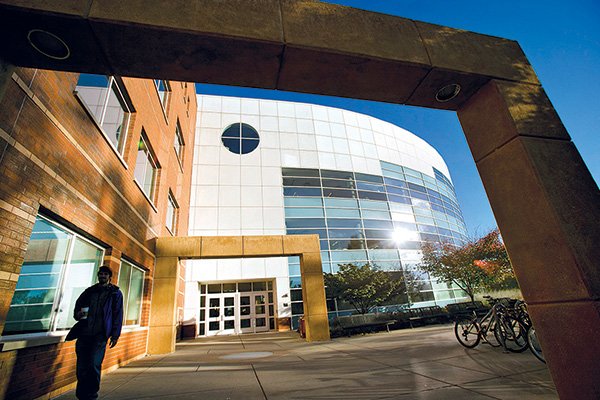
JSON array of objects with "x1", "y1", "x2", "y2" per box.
[
  {"x1": 27, "y1": 29, "x2": 70, "y2": 60},
  {"x1": 435, "y1": 84, "x2": 461, "y2": 103}
]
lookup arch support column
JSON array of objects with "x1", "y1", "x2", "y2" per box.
[
  {"x1": 300, "y1": 252, "x2": 329, "y2": 341},
  {"x1": 458, "y1": 79, "x2": 600, "y2": 399},
  {"x1": 148, "y1": 256, "x2": 180, "y2": 355}
]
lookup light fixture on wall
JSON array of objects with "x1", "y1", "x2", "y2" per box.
[
  {"x1": 27, "y1": 29, "x2": 70, "y2": 60},
  {"x1": 435, "y1": 83, "x2": 461, "y2": 102}
]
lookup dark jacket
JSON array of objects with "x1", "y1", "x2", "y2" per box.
[{"x1": 73, "y1": 283, "x2": 124, "y2": 340}]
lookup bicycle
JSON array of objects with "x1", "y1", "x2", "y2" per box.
[
  {"x1": 454, "y1": 296, "x2": 507, "y2": 349},
  {"x1": 494, "y1": 298, "x2": 528, "y2": 353},
  {"x1": 512, "y1": 300, "x2": 545, "y2": 363}
]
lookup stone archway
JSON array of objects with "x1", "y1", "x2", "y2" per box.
[
  {"x1": 0, "y1": 1, "x2": 599, "y2": 398},
  {"x1": 151, "y1": 234, "x2": 328, "y2": 354}
]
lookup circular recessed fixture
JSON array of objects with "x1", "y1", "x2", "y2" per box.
[
  {"x1": 435, "y1": 83, "x2": 461, "y2": 102},
  {"x1": 27, "y1": 29, "x2": 70, "y2": 60},
  {"x1": 221, "y1": 123, "x2": 260, "y2": 155}
]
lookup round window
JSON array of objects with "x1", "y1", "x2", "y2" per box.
[{"x1": 221, "y1": 123, "x2": 260, "y2": 154}]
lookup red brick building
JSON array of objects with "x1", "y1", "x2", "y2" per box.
[{"x1": 0, "y1": 67, "x2": 196, "y2": 399}]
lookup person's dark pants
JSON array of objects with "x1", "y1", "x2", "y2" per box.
[{"x1": 75, "y1": 335, "x2": 107, "y2": 400}]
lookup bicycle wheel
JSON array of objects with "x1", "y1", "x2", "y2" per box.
[
  {"x1": 495, "y1": 316, "x2": 528, "y2": 353},
  {"x1": 527, "y1": 327, "x2": 546, "y2": 363},
  {"x1": 454, "y1": 317, "x2": 481, "y2": 348}
]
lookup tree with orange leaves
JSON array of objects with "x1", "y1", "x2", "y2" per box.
[{"x1": 420, "y1": 229, "x2": 516, "y2": 302}]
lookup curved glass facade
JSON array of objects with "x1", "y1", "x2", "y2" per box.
[{"x1": 284, "y1": 162, "x2": 468, "y2": 327}]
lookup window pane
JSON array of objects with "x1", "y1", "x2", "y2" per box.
[
  {"x1": 321, "y1": 170, "x2": 353, "y2": 180},
  {"x1": 174, "y1": 122, "x2": 184, "y2": 160},
  {"x1": 125, "y1": 267, "x2": 144, "y2": 325},
  {"x1": 321, "y1": 179, "x2": 355, "y2": 189},
  {"x1": 282, "y1": 168, "x2": 320, "y2": 177},
  {"x1": 322, "y1": 188, "x2": 356, "y2": 198},
  {"x1": 76, "y1": 74, "x2": 109, "y2": 124},
  {"x1": 324, "y1": 198, "x2": 358, "y2": 208},
  {"x1": 358, "y1": 191, "x2": 387, "y2": 201},
  {"x1": 283, "y1": 177, "x2": 321, "y2": 187},
  {"x1": 4, "y1": 218, "x2": 72, "y2": 335},
  {"x1": 4, "y1": 217, "x2": 104, "y2": 335},
  {"x1": 118, "y1": 262, "x2": 132, "y2": 320},
  {"x1": 241, "y1": 123, "x2": 259, "y2": 139},
  {"x1": 329, "y1": 239, "x2": 366, "y2": 250},
  {"x1": 354, "y1": 173, "x2": 383, "y2": 183},
  {"x1": 285, "y1": 207, "x2": 324, "y2": 218},
  {"x1": 326, "y1": 219, "x2": 362, "y2": 228},
  {"x1": 222, "y1": 137, "x2": 241, "y2": 153},
  {"x1": 356, "y1": 182, "x2": 385, "y2": 192},
  {"x1": 241, "y1": 139, "x2": 260, "y2": 154},
  {"x1": 325, "y1": 208, "x2": 360, "y2": 218},
  {"x1": 284, "y1": 197, "x2": 323, "y2": 207},
  {"x1": 361, "y1": 210, "x2": 391, "y2": 220},
  {"x1": 285, "y1": 218, "x2": 326, "y2": 229},
  {"x1": 55, "y1": 237, "x2": 103, "y2": 330},
  {"x1": 283, "y1": 187, "x2": 322, "y2": 197},
  {"x1": 134, "y1": 135, "x2": 158, "y2": 201},
  {"x1": 102, "y1": 82, "x2": 129, "y2": 153},
  {"x1": 286, "y1": 229, "x2": 328, "y2": 238}
]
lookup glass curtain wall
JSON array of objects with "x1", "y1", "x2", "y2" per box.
[{"x1": 283, "y1": 161, "x2": 469, "y2": 328}]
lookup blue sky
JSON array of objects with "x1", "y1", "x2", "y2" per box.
[{"x1": 196, "y1": 0, "x2": 599, "y2": 236}]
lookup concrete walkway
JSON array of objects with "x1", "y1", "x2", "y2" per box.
[{"x1": 55, "y1": 325, "x2": 557, "y2": 399}]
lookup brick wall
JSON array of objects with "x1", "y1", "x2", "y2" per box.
[{"x1": 0, "y1": 68, "x2": 196, "y2": 400}]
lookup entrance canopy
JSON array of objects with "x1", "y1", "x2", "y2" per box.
[{"x1": 151, "y1": 234, "x2": 328, "y2": 354}]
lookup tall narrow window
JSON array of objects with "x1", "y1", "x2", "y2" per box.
[
  {"x1": 166, "y1": 192, "x2": 179, "y2": 235},
  {"x1": 174, "y1": 119, "x2": 185, "y2": 164},
  {"x1": 117, "y1": 260, "x2": 145, "y2": 326},
  {"x1": 134, "y1": 131, "x2": 159, "y2": 202},
  {"x1": 154, "y1": 79, "x2": 171, "y2": 113},
  {"x1": 3, "y1": 215, "x2": 104, "y2": 335},
  {"x1": 76, "y1": 74, "x2": 132, "y2": 156}
]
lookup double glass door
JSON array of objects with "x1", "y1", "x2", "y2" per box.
[
  {"x1": 204, "y1": 292, "x2": 270, "y2": 336},
  {"x1": 206, "y1": 294, "x2": 237, "y2": 336}
]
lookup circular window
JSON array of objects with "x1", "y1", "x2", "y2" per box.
[{"x1": 221, "y1": 123, "x2": 260, "y2": 154}]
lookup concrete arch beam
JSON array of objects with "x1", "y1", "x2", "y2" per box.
[{"x1": 0, "y1": 1, "x2": 599, "y2": 398}]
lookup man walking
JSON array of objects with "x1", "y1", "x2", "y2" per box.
[{"x1": 73, "y1": 265, "x2": 123, "y2": 400}]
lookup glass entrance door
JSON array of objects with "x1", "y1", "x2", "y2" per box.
[
  {"x1": 206, "y1": 294, "x2": 237, "y2": 336},
  {"x1": 198, "y1": 281, "x2": 276, "y2": 337},
  {"x1": 240, "y1": 292, "x2": 270, "y2": 334}
]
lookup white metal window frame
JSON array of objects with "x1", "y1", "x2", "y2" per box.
[
  {"x1": 174, "y1": 119, "x2": 185, "y2": 166},
  {"x1": 154, "y1": 79, "x2": 171, "y2": 118},
  {"x1": 75, "y1": 75, "x2": 132, "y2": 160},
  {"x1": 0, "y1": 215, "x2": 105, "y2": 340},
  {"x1": 117, "y1": 260, "x2": 145, "y2": 327},
  {"x1": 166, "y1": 192, "x2": 179, "y2": 235},
  {"x1": 133, "y1": 132, "x2": 159, "y2": 205}
]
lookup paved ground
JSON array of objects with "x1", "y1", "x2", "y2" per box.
[{"x1": 55, "y1": 325, "x2": 557, "y2": 399}]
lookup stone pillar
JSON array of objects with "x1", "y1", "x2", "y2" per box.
[
  {"x1": 299, "y1": 251, "x2": 330, "y2": 341},
  {"x1": 148, "y1": 256, "x2": 180, "y2": 354},
  {"x1": 458, "y1": 79, "x2": 600, "y2": 399}
]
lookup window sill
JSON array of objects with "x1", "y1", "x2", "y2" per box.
[
  {"x1": 0, "y1": 326, "x2": 149, "y2": 352},
  {"x1": 121, "y1": 325, "x2": 148, "y2": 334},
  {"x1": 133, "y1": 179, "x2": 158, "y2": 213},
  {"x1": 0, "y1": 333, "x2": 66, "y2": 352}
]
